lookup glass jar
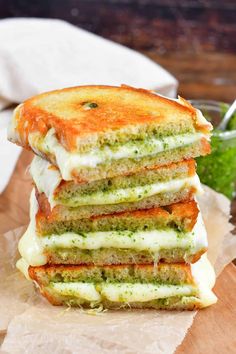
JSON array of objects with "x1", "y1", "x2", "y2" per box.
[{"x1": 190, "y1": 100, "x2": 236, "y2": 200}]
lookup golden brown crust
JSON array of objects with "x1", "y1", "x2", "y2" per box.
[
  {"x1": 36, "y1": 190, "x2": 53, "y2": 220},
  {"x1": 13, "y1": 85, "x2": 211, "y2": 151},
  {"x1": 164, "y1": 199, "x2": 199, "y2": 231},
  {"x1": 114, "y1": 199, "x2": 198, "y2": 221},
  {"x1": 200, "y1": 137, "x2": 211, "y2": 155},
  {"x1": 189, "y1": 248, "x2": 208, "y2": 263},
  {"x1": 41, "y1": 288, "x2": 61, "y2": 306}
]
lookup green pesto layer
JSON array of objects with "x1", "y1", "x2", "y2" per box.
[
  {"x1": 56, "y1": 159, "x2": 190, "y2": 202},
  {"x1": 84, "y1": 125, "x2": 196, "y2": 152},
  {"x1": 68, "y1": 139, "x2": 206, "y2": 182}
]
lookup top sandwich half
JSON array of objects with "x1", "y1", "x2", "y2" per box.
[{"x1": 8, "y1": 85, "x2": 212, "y2": 183}]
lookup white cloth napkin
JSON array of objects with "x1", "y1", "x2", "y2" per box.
[
  {"x1": 0, "y1": 17, "x2": 177, "y2": 192},
  {"x1": 0, "y1": 110, "x2": 22, "y2": 192}
]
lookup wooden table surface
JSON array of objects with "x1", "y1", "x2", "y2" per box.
[{"x1": 0, "y1": 150, "x2": 235, "y2": 353}]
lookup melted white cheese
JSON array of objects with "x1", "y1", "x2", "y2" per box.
[
  {"x1": 30, "y1": 156, "x2": 202, "y2": 207},
  {"x1": 51, "y1": 282, "x2": 102, "y2": 302},
  {"x1": 18, "y1": 190, "x2": 207, "y2": 267},
  {"x1": 16, "y1": 258, "x2": 31, "y2": 280},
  {"x1": 100, "y1": 283, "x2": 195, "y2": 302},
  {"x1": 18, "y1": 190, "x2": 47, "y2": 266},
  {"x1": 191, "y1": 254, "x2": 217, "y2": 307},
  {"x1": 50, "y1": 282, "x2": 195, "y2": 302},
  {"x1": 30, "y1": 157, "x2": 61, "y2": 207},
  {"x1": 29, "y1": 129, "x2": 206, "y2": 180}
]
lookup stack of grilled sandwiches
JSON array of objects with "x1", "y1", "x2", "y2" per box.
[{"x1": 8, "y1": 85, "x2": 217, "y2": 310}]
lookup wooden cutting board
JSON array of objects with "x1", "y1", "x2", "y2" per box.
[{"x1": 0, "y1": 150, "x2": 236, "y2": 352}]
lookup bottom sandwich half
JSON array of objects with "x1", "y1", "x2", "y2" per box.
[{"x1": 17, "y1": 255, "x2": 217, "y2": 310}]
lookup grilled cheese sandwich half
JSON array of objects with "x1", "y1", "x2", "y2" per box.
[
  {"x1": 8, "y1": 85, "x2": 212, "y2": 182},
  {"x1": 17, "y1": 255, "x2": 217, "y2": 310},
  {"x1": 31, "y1": 156, "x2": 201, "y2": 209},
  {"x1": 33, "y1": 157, "x2": 202, "y2": 220},
  {"x1": 18, "y1": 190, "x2": 207, "y2": 266}
]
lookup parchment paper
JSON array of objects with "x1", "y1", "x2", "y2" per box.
[{"x1": 0, "y1": 186, "x2": 235, "y2": 354}]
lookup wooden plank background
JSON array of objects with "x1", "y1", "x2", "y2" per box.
[{"x1": 0, "y1": 0, "x2": 235, "y2": 102}]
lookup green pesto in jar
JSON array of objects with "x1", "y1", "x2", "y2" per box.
[{"x1": 196, "y1": 103, "x2": 236, "y2": 200}]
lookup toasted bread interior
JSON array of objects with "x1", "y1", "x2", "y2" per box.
[{"x1": 29, "y1": 263, "x2": 195, "y2": 286}]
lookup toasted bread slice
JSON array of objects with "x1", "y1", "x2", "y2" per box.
[
  {"x1": 23, "y1": 257, "x2": 216, "y2": 309},
  {"x1": 31, "y1": 157, "x2": 199, "y2": 209},
  {"x1": 42, "y1": 247, "x2": 206, "y2": 266},
  {"x1": 8, "y1": 85, "x2": 212, "y2": 182}
]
